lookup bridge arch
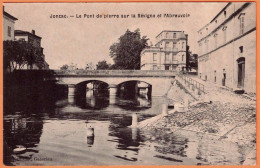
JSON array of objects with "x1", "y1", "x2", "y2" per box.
[
  {"x1": 75, "y1": 80, "x2": 109, "y2": 89},
  {"x1": 117, "y1": 80, "x2": 152, "y2": 99},
  {"x1": 55, "y1": 70, "x2": 175, "y2": 97},
  {"x1": 73, "y1": 80, "x2": 109, "y2": 97}
]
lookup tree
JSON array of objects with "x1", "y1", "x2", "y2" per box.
[
  {"x1": 96, "y1": 60, "x2": 110, "y2": 70},
  {"x1": 60, "y1": 64, "x2": 69, "y2": 70},
  {"x1": 109, "y1": 29, "x2": 149, "y2": 69},
  {"x1": 3, "y1": 40, "x2": 45, "y2": 72},
  {"x1": 189, "y1": 54, "x2": 198, "y2": 70},
  {"x1": 186, "y1": 45, "x2": 198, "y2": 72}
]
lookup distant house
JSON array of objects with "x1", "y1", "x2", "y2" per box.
[
  {"x1": 197, "y1": 2, "x2": 256, "y2": 94},
  {"x1": 15, "y1": 30, "x2": 49, "y2": 70},
  {"x1": 141, "y1": 30, "x2": 188, "y2": 71},
  {"x1": 3, "y1": 6, "x2": 18, "y2": 41}
]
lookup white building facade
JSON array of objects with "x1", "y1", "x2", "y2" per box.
[
  {"x1": 141, "y1": 31, "x2": 188, "y2": 71},
  {"x1": 197, "y1": 2, "x2": 256, "y2": 94},
  {"x1": 3, "y1": 7, "x2": 17, "y2": 41}
]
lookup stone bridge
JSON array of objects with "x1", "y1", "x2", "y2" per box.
[{"x1": 54, "y1": 70, "x2": 176, "y2": 97}]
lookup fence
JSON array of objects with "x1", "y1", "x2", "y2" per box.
[{"x1": 178, "y1": 74, "x2": 205, "y2": 94}]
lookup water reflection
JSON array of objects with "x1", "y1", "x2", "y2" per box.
[
  {"x1": 75, "y1": 90, "x2": 110, "y2": 110},
  {"x1": 4, "y1": 114, "x2": 44, "y2": 165},
  {"x1": 3, "y1": 85, "x2": 249, "y2": 165}
]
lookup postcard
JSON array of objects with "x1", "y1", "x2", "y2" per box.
[{"x1": 2, "y1": 1, "x2": 257, "y2": 167}]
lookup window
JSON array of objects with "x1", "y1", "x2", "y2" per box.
[
  {"x1": 205, "y1": 40, "x2": 208, "y2": 53},
  {"x1": 182, "y1": 42, "x2": 185, "y2": 49},
  {"x1": 239, "y1": 46, "x2": 244, "y2": 57},
  {"x1": 172, "y1": 54, "x2": 176, "y2": 61},
  {"x1": 153, "y1": 53, "x2": 157, "y2": 61},
  {"x1": 165, "y1": 42, "x2": 170, "y2": 48},
  {"x1": 224, "y1": 11, "x2": 227, "y2": 17},
  {"x1": 240, "y1": 17, "x2": 244, "y2": 34},
  {"x1": 153, "y1": 65, "x2": 157, "y2": 70},
  {"x1": 8, "y1": 26, "x2": 11, "y2": 37},
  {"x1": 223, "y1": 26, "x2": 227, "y2": 43},
  {"x1": 239, "y1": 13, "x2": 245, "y2": 35},
  {"x1": 214, "y1": 33, "x2": 218, "y2": 48},
  {"x1": 199, "y1": 42, "x2": 202, "y2": 54},
  {"x1": 182, "y1": 55, "x2": 185, "y2": 61},
  {"x1": 166, "y1": 33, "x2": 169, "y2": 38},
  {"x1": 239, "y1": 46, "x2": 243, "y2": 53},
  {"x1": 173, "y1": 33, "x2": 176, "y2": 38},
  {"x1": 165, "y1": 53, "x2": 170, "y2": 61},
  {"x1": 165, "y1": 65, "x2": 170, "y2": 70}
]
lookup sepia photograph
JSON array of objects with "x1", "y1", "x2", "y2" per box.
[{"x1": 2, "y1": 1, "x2": 256, "y2": 166}]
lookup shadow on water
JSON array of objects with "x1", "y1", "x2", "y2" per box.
[
  {"x1": 74, "y1": 89, "x2": 110, "y2": 110},
  {"x1": 3, "y1": 74, "x2": 249, "y2": 165}
]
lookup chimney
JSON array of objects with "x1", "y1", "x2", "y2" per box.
[{"x1": 31, "y1": 30, "x2": 35, "y2": 35}]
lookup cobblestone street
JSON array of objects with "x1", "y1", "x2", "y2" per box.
[{"x1": 140, "y1": 75, "x2": 256, "y2": 165}]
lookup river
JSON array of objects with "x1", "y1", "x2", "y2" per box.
[{"x1": 3, "y1": 89, "x2": 247, "y2": 166}]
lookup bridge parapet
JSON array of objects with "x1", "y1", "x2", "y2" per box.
[{"x1": 54, "y1": 70, "x2": 177, "y2": 77}]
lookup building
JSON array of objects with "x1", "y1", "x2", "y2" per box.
[
  {"x1": 15, "y1": 30, "x2": 49, "y2": 69},
  {"x1": 3, "y1": 7, "x2": 18, "y2": 41},
  {"x1": 141, "y1": 30, "x2": 188, "y2": 71},
  {"x1": 197, "y1": 2, "x2": 256, "y2": 94}
]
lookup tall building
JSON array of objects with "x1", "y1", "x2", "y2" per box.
[
  {"x1": 3, "y1": 7, "x2": 18, "y2": 41},
  {"x1": 15, "y1": 30, "x2": 49, "y2": 69},
  {"x1": 141, "y1": 30, "x2": 188, "y2": 71},
  {"x1": 197, "y1": 2, "x2": 256, "y2": 94}
]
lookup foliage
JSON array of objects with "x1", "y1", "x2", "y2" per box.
[
  {"x1": 3, "y1": 40, "x2": 44, "y2": 71},
  {"x1": 186, "y1": 45, "x2": 198, "y2": 71},
  {"x1": 189, "y1": 54, "x2": 198, "y2": 70},
  {"x1": 96, "y1": 60, "x2": 111, "y2": 70},
  {"x1": 109, "y1": 29, "x2": 149, "y2": 69}
]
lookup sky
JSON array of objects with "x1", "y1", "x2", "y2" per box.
[{"x1": 4, "y1": 2, "x2": 228, "y2": 69}]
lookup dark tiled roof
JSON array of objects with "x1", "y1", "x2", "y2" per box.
[
  {"x1": 15, "y1": 30, "x2": 42, "y2": 39},
  {"x1": 3, "y1": 11, "x2": 18, "y2": 21}
]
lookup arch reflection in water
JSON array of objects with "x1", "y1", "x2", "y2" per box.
[
  {"x1": 116, "y1": 81, "x2": 152, "y2": 111},
  {"x1": 74, "y1": 90, "x2": 109, "y2": 110},
  {"x1": 74, "y1": 80, "x2": 110, "y2": 110}
]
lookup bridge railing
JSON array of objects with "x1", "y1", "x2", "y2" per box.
[
  {"x1": 178, "y1": 74, "x2": 205, "y2": 94},
  {"x1": 54, "y1": 70, "x2": 177, "y2": 77}
]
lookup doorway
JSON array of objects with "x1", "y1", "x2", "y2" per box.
[
  {"x1": 237, "y1": 57, "x2": 245, "y2": 88},
  {"x1": 222, "y1": 69, "x2": 226, "y2": 86}
]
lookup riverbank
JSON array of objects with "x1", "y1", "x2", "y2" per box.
[{"x1": 139, "y1": 80, "x2": 256, "y2": 165}]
